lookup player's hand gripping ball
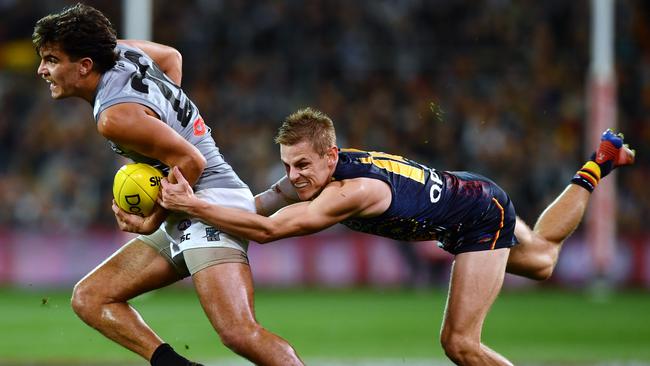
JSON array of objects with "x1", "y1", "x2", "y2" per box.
[{"x1": 113, "y1": 163, "x2": 164, "y2": 217}]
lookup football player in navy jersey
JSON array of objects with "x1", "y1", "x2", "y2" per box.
[
  {"x1": 148, "y1": 107, "x2": 635, "y2": 365},
  {"x1": 33, "y1": 4, "x2": 303, "y2": 366}
]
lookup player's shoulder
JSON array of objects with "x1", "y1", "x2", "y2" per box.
[
  {"x1": 101, "y1": 102, "x2": 149, "y2": 117},
  {"x1": 338, "y1": 148, "x2": 368, "y2": 159},
  {"x1": 319, "y1": 176, "x2": 391, "y2": 217},
  {"x1": 327, "y1": 176, "x2": 389, "y2": 197}
]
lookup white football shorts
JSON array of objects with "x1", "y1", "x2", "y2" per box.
[{"x1": 137, "y1": 187, "x2": 255, "y2": 276}]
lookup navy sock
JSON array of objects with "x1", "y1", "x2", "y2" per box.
[{"x1": 570, "y1": 160, "x2": 601, "y2": 193}]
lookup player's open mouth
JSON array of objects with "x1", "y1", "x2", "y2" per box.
[
  {"x1": 44, "y1": 79, "x2": 57, "y2": 90},
  {"x1": 293, "y1": 182, "x2": 308, "y2": 189}
]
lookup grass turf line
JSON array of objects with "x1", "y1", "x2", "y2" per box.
[{"x1": 0, "y1": 287, "x2": 648, "y2": 364}]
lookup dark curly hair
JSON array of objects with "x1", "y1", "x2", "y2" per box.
[{"x1": 32, "y1": 3, "x2": 118, "y2": 73}]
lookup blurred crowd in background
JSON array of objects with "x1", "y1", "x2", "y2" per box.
[{"x1": 0, "y1": 0, "x2": 648, "y2": 237}]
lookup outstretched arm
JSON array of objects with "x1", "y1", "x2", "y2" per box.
[
  {"x1": 255, "y1": 175, "x2": 300, "y2": 216},
  {"x1": 159, "y1": 167, "x2": 387, "y2": 243},
  {"x1": 118, "y1": 39, "x2": 183, "y2": 85}
]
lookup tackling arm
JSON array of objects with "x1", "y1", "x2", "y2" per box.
[
  {"x1": 255, "y1": 175, "x2": 300, "y2": 216},
  {"x1": 160, "y1": 167, "x2": 382, "y2": 243}
]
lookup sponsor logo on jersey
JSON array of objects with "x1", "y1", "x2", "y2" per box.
[
  {"x1": 193, "y1": 116, "x2": 207, "y2": 136},
  {"x1": 205, "y1": 227, "x2": 221, "y2": 242},
  {"x1": 177, "y1": 219, "x2": 192, "y2": 231}
]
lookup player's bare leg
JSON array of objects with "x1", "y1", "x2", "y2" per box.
[
  {"x1": 440, "y1": 248, "x2": 512, "y2": 366},
  {"x1": 192, "y1": 263, "x2": 304, "y2": 366},
  {"x1": 506, "y1": 129, "x2": 635, "y2": 280},
  {"x1": 506, "y1": 186, "x2": 589, "y2": 280},
  {"x1": 71, "y1": 240, "x2": 183, "y2": 360}
]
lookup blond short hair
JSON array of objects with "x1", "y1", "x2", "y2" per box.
[{"x1": 275, "y1": 107, "x2": 337, "y2": 156}]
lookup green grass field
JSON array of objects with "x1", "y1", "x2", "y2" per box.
[{"x1": 1, "y1": 286, "x2": 649, "y2": 365}]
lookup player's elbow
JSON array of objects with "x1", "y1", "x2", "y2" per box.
[
  {"x1": 253, "y1": 227, "x2": 282, "y2": 244},
  {"x1": 169, "y1": 47, "x2": 182, "y2": 67},
  {"x1": 193, "y1": 153, "x2": 207, "y2": 173},
  {"x1": 253, "y1": 221, "x2": 299, "y2": 244},
  {"x1": 179, "y1": 152, "x2": 206, "y2": 181},
  {"x1": 165, "y1": 48, "x2": 183, "y2": 81},
  {"x1": 254, "y1": 234, "x2": 274, "y2": 244}
]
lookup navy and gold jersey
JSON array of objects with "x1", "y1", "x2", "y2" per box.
[{"x1": 333, "y1": 149, "x2": 517, "y2": 254}]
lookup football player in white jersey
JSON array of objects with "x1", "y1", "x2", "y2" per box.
[{"x1": 33, "y1": 4, "x2": 303, "y2": 366}]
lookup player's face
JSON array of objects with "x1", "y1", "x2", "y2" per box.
[
  {"x1": 280, "y1": 140, "x2": 337, "y2": 201},
  {"x1": 36, "y1": 44, "x2": 84, "y2": 99}
]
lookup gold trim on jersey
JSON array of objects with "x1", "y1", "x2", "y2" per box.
[{"x1": 356, "y1": 151, "x2": 425, "y2": 184}]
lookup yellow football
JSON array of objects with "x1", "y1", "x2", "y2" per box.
[{"x1": 113, "y1": 163, "x2": 164, "y2": 217}]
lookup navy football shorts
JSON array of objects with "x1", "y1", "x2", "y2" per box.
[{"x1": 438, "y1": 172, "x2": 518, "y2": 255}]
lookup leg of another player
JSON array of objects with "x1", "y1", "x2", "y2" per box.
[
  {"x1": 71, "y1": 240, "x2": 183, "y2": 360},
  {"x1": 192, "y1": 263, "x2": 304, "y2": 366},
  {"x1": 508, "y1": 129, "x2": 635, "y2": 280},
  {"x1": 440, "y1": 248, "x2": 512, "y2": 366},
  {"x1": 506, "y1": 184, "x2": 590, "y2": 280}
]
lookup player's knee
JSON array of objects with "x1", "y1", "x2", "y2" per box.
[
  {"x1": 217, "y1": 323, "x2": 260, "y2": 353},
  {"x1": 532, "y1": 265, "x2": 554, "y2": 281},
  {"x1": 70, "y1": 279, "x2": 102, "y2": 320},
  {"x1": 529, "y1": 252, "x2": 556, "y2": 281},
  {"x1": 515, "y1": 238, "x2": 559, "y2": 281},
  {"x1": 440, "y1": 331, "x2": 480, "y2": 364}
]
